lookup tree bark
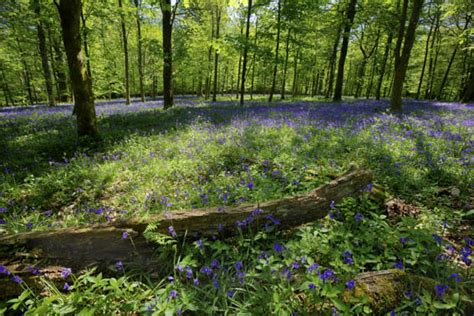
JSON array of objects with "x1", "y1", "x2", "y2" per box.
[
  {"x1": 205, "y1": 12, "x2": 214, "y2": 100},
  {"x1": 33, "y1": 0, "x2": 55, "y2": 106},
  {"x1": 250, "y1": 20, "x2": 258, "y2": 100},
  {"x1": 375, "y1": 33, "x2": 393, "y2": 100},
  {"x1": 268, "y1": 0, "x2": 282, "y2": 102},
  {"x1": 390, "y1": 0, "x2": 424, "y2": 113},
  {"x1": 0, "y1": 168, "x2": 371, "y2": 265},
  {"x1": 240, "y1": 0, "x2": 252, "y2": 106},
  {"x1": 118, "y1": 0, "x2": 131, "y2": 105},
  {"x1": 325, "y1": 26, "x2": 342, "y2": 98},
  {"x1": 212, "y1": 6, "x2": 221, "y2": 102},
  {"x1": 57, "y1": 0, "x2": 98, "y2": 138},
  {"x1": 281, "y1": 26, "x2": 291, "y2": 100},
  {"x1": 134, "y1": 0, "x2": 145, "y2": 102},
  {"x1": 161, "y1": 0, "x2": 174, "y2": 109},
  {"x1": 461, "y1": 67, "x2": 474, "y2": 102},
  {"x1": 80, "y1": 8, "x2": 92, "y2": 79},
  {"x1": 415, "y1": 13, "x2": 435, "y2": 99},
  {"x1": 333, "y1": 0, "x2": 357, "y2": 101}
]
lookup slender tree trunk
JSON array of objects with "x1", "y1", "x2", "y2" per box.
[
  {"x1": 416, "y1": 16, "x2": 434, "y2": 99},
  {"x1": 212, "y1": 7, "x2": 221, "y2": 102},
  {"x1": 390, "y1": 0, "x2": 424, "y2": 112},
  {"x1": 134, "y1": 0, "x2": 145, "y2": 102},
  {"x1": 375, "y1": 33, "x2": 393, "y2": 100},
  {"x1": 205, "y1": 12, "x2": 214, "y2": 100},
  {"x1": 437, "y1": 16, "x2": 471, "y2": 99},
  {"x1": 291, "y1": 47, "x2": 299, "y2": 97},
  {"x1": 461, "y1": 66, "x2": 474, "y2": 102},
  {"x1": 34, "y1": 0, "x2": 55, "y2": 106},
  {"x1": 250, "y1": 19, "x2": 258, "y2": 100},
  {"x1": 14, "y1": 35, "x2": 34, "y2": 105},
  {"x1": 118, "y1": 0, "x2": 131, "y2": 105},
  {"x1": 1, "y1": 68, "x2": 14, "y2": 106},
  {"x1": 160, "y1": 0, "x2": 173, "y2": 109},
  {"x1": 333, "y1": 0, "x2": 357, "y2": 101},
  {"x1": 268, "y1": 0, "x2": 282, "y2": 102},
  {"x1": 425, "y1": 13, "x2": 440, "y2": 99},
  {"x1": 281, "y1": 27, "x2": 291, "y2": 100},
  {"x1": 393, "y1": 0, "x2": 409, "y2": 67},
  {"x1": 326, "y1": 26, "x2": 342, "y2": 98},
  {"x1": 240, "y1": 0, "x2": 252, "y2": 106},
  {"x1": 80, "y1": 9, "x2": 92, "y2": 79},
  {"x1": 56, "y1": 0, "x2": 98, "y2": 138}
]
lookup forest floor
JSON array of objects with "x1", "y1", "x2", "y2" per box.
[{"x1": 0, "y1": 97, "x2": 473, "y2": 314}]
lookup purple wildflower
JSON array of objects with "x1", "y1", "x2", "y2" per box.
[
  {"x1": 307, "y1": 263, "x2": 319, "y2": 273},
  {"x1": 61, "y1": 268, "x2": 71, "y2": 279},
  {"x1": 227, "y1": 290, "x2": 234, "y2": 297},
  {"x1": 355, "y1": 213, "x2": 364, "y2": 222},
  {"x1": 116, "y1": 260, "x2": 123, "y2": 271},
  {"x1": 121, "y1": 231, "x2": 129, "y2": 240},
  {"x1": 308, "y1": 283, "x2": 316, "y2": 289},
  {"x1": 11, "y1": 275, "x2": 23, "y2": 284},
  {"x1": 169, "y1": 290, "x2": 178, "y2": 299},
  {"x1": 394, "y1": 261, "x2": 404, "y2": 269},
  {"x1": 346, "y1": 279, "x2": 355, "y2": 290},
  {"x1": 63, "y1": 282, "x2": 70, "y2": 291},
  {"x1": 432, "y1": 234, "x2": 443, "y2": 246},
  {"x1": 435, "y1": 284, "x2": 448, "y2": 299},
  {"x1": 0, "y1": 265, "x2": 11, "y2": 275},
  {"x1": 168, "y1": 226, "x2": 177, "y2": 238},
  {"x1": 449, "y1": 273, "x2": 461, "y2": 283}
]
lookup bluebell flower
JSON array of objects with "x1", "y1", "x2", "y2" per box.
[
  {"x1": 291, "y1": 262, "x2": 300, "y2": 269},
  {"x1": 435, "y1": 284, "x2": 448, "y2": 299},
  {"x1": 355, "y1": 213, "x2": 364, "y2": 222},
  {"x1": 61, "y1": 268, "x2": 71, "y2": 279},
  {"x1": 121, "y1": 232, "x2": 129, "y2": 240},
  {"x1": 342, "y1": 251, "x2": 353, "y2": 265},
  {"x1": 308, "y1": 283, "x2": 316, "y2": 289},
  {"x1": 346, "y1": 279, "x2": 355, "y2": 290},
  {"x1": 273, "y1": 242, "x2": 284, "y2": 254},
  {"x1": 211, "y1": 259, "x2": 220, "y2": 269},
  {"x1": 307, "y1": 263, "x2": 319, "y2": 273},
  {"x1": 234, "y1": 261, "x2": 243, "y2": 271},
  {"x1": 0, "y1": 265, "x2": 11, "y2": 275},
  {"x1": 227, "y1": 290, "x2": 234, "y2": 297},
  {"x1": 168, "y1": 226, "x2": 177, "y2": 238},
  {"x1": 11, "y1": 275, "x2": 23, "y2": 284},
  {"x1": 168, "y1": 276, "x2": 174, "y2": 282},
  {"x1": 201, "y1": 266, "x2": 212, "y2": 276},
  {"x1": 27, "y1": 266, "x2": 40, "y2": 275},
  {"x1": 400, "y1": 237, "x2": 408, "y2": 245},
  {"x1": 0, "y1": 207, "x2": 6, "y2": 213},
  {"x1": 169, "y1": 290, "x2": 178, "y2": 299},
  {"x1": 394, "y1": 261, "x2": 403, "y2": 269},
  {"x1": 193, "y1": 277, "x2": 200, "y2": 286},
  {"x1": 63, "y1": 282, "x2": 70, "y2": 291},
  {"x1": 449, "y1": 273, "x2": 461, "y2": 283},
  {"x1": 319, "y1": 269, "x2": 337, "y2": 283},
  {"x1": 432, "y1": 234, "x2": 443, "y2": 246},
  {"x1": 116, "y1": 261, "x2": 123, "y2": 271},
  {"x1": 330, "y1": 200, "x2": 335, "y2": 209}
]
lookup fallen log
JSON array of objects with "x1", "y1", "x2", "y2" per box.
[
  {"x1": 0, "y1": 168, "x2": 372, "y2": 266},
  {"x1": 345, "y1": 269, "x2": 474, "y2": 314}
]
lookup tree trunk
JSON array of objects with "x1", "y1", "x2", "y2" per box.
[
  {"x1": 160, "y1": 0, "x2": 174, "y2": 109},
  {"x1": 0, "y1": 168, "x2": 371, "y2": 265},
  {"x1": 268, "y1": 0, "x2": 282, "y2": 102},
  {"x1": 118, "y1": 0, "x2": 131, "y2": 105},
  {"x1": 1, "y1": 68, "x2": 14, "y2": 106},
  {"x1": 80, "y1": 8, "x2": 92, "y2": 79},
  {"x1": 205, "y1": 12, "x2": 214, "y2": 100},
  {"x1": 134, "y1": 0, "x2": 145, "y2": 102},
  {"x1": 326, "y1": 26, "x2": 342, "y2": 98},
  {"x1": 212, "y1": 7, "x2": 221, "y2": 102},
  {"x1": 15, "y1": 36, "x2": 34, "y2": 105},
  {"x1": 390, "y1": 0, "x2": 424, "y2": 112},
  {"x1": 33, "y1": 0, "x2": 55, "y2": 106},
  {"x1": 333, "y1": 0, "x2": 357, "y2": 101},
  {"x1": 375, "y1": 33, "x2": 393, "y2": 100},
  {"x1": 437, "y1": 15, "x2": 471, "y2": 99},
  {"x1": 57, "y1": 0, "x2": 98, "y2": 138},
  {"x1": 240, "y1": 0, "x2": 252, "y2": 106},
  {"x1": 250, "y1": 19, "x2": 258, "y2": 100},
  {"x1": 281, "y1": 27, "x2": 291, "y2": 100},
  {"x1": 393, "y1": 0, "x2": 409, "y2": 67},
  {"x1": 292, "y1": 46, "x2": 300, "y2": 98},
  {"x1": 461, "y1": 66, "x2": 474, "y2": 102},
  {"x1": 415, "y1": 15, "x2": 434, "y2": 99}
]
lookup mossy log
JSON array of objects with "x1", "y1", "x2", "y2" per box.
[
  {"x1": 346, "y1": 269, "x2": 474, "y2": 314},
  {"x1": 0, "y1": 168, "x2": 371, "y2": 265}
]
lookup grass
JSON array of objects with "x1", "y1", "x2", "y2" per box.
[{"x1": 0, "y1": 97, "x2": 473, "y2": 314}]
